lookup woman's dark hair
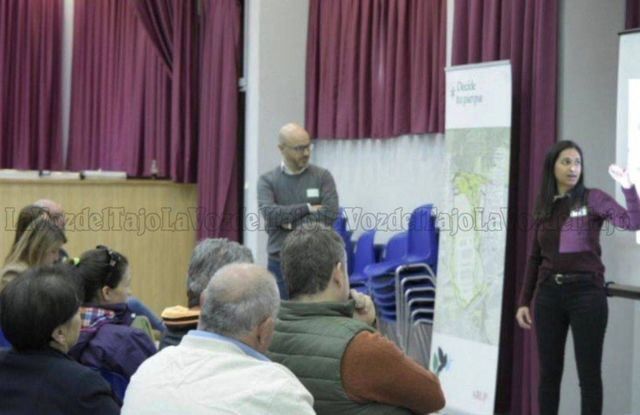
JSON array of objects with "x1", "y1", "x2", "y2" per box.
[
  {"x1": 13, "y1": 205, "x2": 50, "y2": 247},
  {"x1": 0, "y1": 265, "x2": 80, "y2": 351},
  {"x1": 534, "y1": 140, "x2": 587, "y2": 220},
  {"x1": 75, "y1": 246, "x2": 129, "y2": 303}
]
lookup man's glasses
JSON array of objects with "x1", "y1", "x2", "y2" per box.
[{"x1": 283, "y1": 143, "x2": 314, "y2": 153}]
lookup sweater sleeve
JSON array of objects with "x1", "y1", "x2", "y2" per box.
[
  {"x1": 314, "y1": 169, "x2": 340, "y2": 225},
  {"x1": 293, "y1": 169, "x2": 340, "y2": 228},
  {"x1": 517, "y1": 222, "x2": 542, "y2": 307},
  {"x1": 341, "y1": 331, "x2": 445, "y2": 414},
  {"x1": 257, "y1": 173, "x2": 310, "y2": 227},
  {"x1": 589, "y1": 186, "x2": 640, "y2": 230}
]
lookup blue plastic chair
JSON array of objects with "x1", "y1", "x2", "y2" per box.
[
  {"x1": 0, "y1": 328, "x2": 11, "y2": 349},
  {"x1": 333, "y1": 207, "x2": 347, "y2": 232},
  {"x1": 395, "y1": 265, "x2": 437, "y2": 352},
  {"x1": 371, "y1": 271, "x2": 435, "y2": 322},
  {"x1": 349, "y1": 229, "x2": 377, "y2": 292},
  {"x1": 333, "y1": 208, "x2": 354, "y2": 274},
  {"x1": 367, "y1": 232, "x2": 408, "y2": 299},
  {"x1": 378, "y1": 305, "x2": 398, "y2": 322},
  {"x1": 92, "y1": 367, "x2": 128, "y2": 403},
  {"x1": 383, "y1": 231, "x2": 408, "y2": 261},
  {"x1": 364, "y1": 204, "x2": 438, "y2": 291}
]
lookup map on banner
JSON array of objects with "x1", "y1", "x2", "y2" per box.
[{"x1": 433, "y1": 127, "x2": 510, "y2": 346}]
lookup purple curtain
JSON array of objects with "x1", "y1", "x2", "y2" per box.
[
  {"x1": 198, "y1": 0, "x2": 241, "y2": 240},
  {"x1": 0, "y1": 0, "x2": 63, "y2": 169},
  {"x1": 627, "y1": 0, "x2": 640, "y2": 28},
  {"x1": 169, "y1": 0, "x2": 199, "y2": 183},
  {"x1": 130, "y1": 0, "x2": 173, "y2": 70},
  {"x1": 131, "y1": 0, "x2": 199, "y2": 183},
  {"x1": 305, "y1": 0, "x2": 446, "y2": 139},
  {"x1": 67, "y1": 0, "x2": 171, "y2": 177},
  {"x1": 70, "y1": 0, "x2": 239, "y2": 241},
  {"x1": 452, "y1": 1, "x2": 559, "y2": 414}
]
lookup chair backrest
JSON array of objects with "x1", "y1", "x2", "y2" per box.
[
  {"x1": 333, "y1": 207, "x2": 347, "y2": 234},
  {"x1": 407, "y1": 204, "x2": 438, "y2": 263},
  {"x1": 353, "y1": 229, "x2": 376, "y2": 273},
  {"x1": 96, "y1": 367, "x2": 129, "y2": 403},
  {"x1": 0, "y1": 327, "x2": 10, "y2": 349},
  {"x1": 333, "y1": 208, "x2": 355, "y2": 273},
  {"x1": 384, "y1": 232, "x2": 408, "y2": 261}
]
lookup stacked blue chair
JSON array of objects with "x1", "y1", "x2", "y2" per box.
[
  {"x1": 394, "y1": 264, "x2": 437, "y2": 355},
  {"x1": 364, "y1": 204, "x2": 437, "y2": 281},
  {"x1": 368, "y1": 231, "x2": 408, "y2": 321},
  {"x1": 364, "y1": 205, "x2": 439, "y2": 359},
  {"x1": 333, "y1": 208, "x2": 354, "y2": 274},
  {"x1": 364, "y1": 204, "x2": 439, "y2": 323},
  {"x1": 349, "y1": 229, "x2": 377, "y2": 293},
  {"x1": 383, "y1": 231, "x2": 408, "y2": 261}
]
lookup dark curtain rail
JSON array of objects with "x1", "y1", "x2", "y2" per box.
[{"x1": 606, "y1": 282, "x2": 640, "y2": 300}]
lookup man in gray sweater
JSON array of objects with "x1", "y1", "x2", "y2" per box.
[{"x1": 258, "y1": 123, "x2": 339, "y2": 299}]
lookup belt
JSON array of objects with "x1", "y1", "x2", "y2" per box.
[{"x1": 551, "y1": 273, "x2": 593, "y2": 285}]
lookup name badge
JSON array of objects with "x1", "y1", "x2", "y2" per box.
[
  {"x1": 570, "y1": 206, "x2": 588, "y2": 217},
  {"x1": 307, "y1": 188, "x2": 320, "y2": 198}
]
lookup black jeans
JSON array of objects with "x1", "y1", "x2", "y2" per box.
[{"x1": 534, "y1": 277, "x2": 608, "y2": 415}]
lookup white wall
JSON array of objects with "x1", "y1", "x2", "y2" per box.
[
  {"x1": 243, "y1": 0, "x2": 309, "y2": 265},
  {"x1": 557, "y1": 0, "x2": 637, "y2": 414},
  {"x1": 313, "y1": 135, "x2": 447, "y2": 244}
]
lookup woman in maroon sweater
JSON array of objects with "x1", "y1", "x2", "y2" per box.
[{"x1": 515, "y1": 140, "x2": 640, "y2": 415}]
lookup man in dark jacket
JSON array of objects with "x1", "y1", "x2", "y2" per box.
[{"x1": 0, "y1": 265, "x2": 120, "y2": 414}]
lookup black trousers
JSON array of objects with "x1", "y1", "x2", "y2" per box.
[{"x1": 534, "y1": 277, "x2": 608, "y2": 415}]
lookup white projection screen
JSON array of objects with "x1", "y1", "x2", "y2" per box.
[{"x1": 616, "y1": 29, "x2": 640, "y2": 243}]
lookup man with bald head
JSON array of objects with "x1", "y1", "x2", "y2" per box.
[
  {"x1": 122, "y1": 263, "x2": 315, "y2": 415},
  {"x1": 33, "y1": 199, "x2": 66, "y2": 230},
  {"x1": 258, "y1": 123, "x2": 339, "y2": 299}
]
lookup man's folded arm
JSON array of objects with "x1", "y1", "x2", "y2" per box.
[{"x1": 257, "y1": 177, "x2": 310, "y2": 226}]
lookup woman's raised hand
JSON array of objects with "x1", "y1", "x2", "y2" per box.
[{"x1": 609, "y1": 164, "x2": 633, "y2": 189}]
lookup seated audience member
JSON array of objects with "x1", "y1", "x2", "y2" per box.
[
  {"x1": 269, "y1": 223, "x2": 446, "y2": 415},
  {"x1": 69, "y1": 246, "x2": 156, "y2": 380},
  {"x1": 33, "y1": 199, "x2": 70, "y2": 261},
  {"x1": 35, "y1": 199, "x2": 165, "y2": 332},
  {"x1": 159, "y1": 238, "x2": 253, "y2": 349},
  {"x1": 123, "y1": 263, "x2": 315, "y2": 415},
  {"x1": 1, "y1": 206, "x2": 49, "y2": 348},
  {"x1": 1, "y1": 211, "x2": 64, "y2": 348},
  {"x1": 1, "y1": 217, "x2": 67, "y2": 292},
  {"x1": 11, "y1": 204, "x2": 50, "y2": 247},
  {"x1": 0, "y1": 266, "x2": 120, "y2": 414}
]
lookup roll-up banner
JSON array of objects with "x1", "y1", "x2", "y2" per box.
[{"x1": 430, "y1": 60, "x2": 512, "y2": 415}]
